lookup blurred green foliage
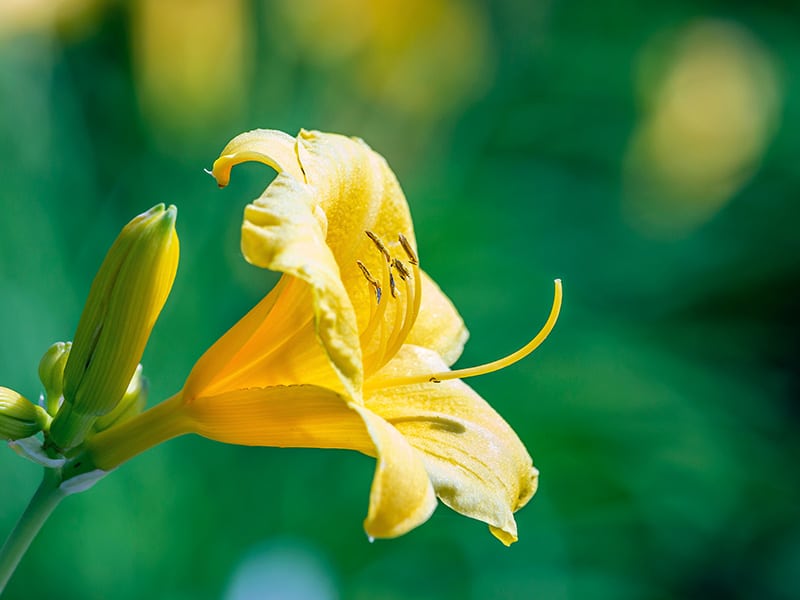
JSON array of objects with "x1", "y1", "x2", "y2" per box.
[{"x1": 1, "y1": 0, "x2": 799, "y2": 598}]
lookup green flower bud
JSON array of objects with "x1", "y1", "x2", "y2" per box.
[
  {"x1": 93, "y1": 364, "x2": 148, "y2": 432},
  {"x1": 0, "y1": 387, "x2": 50, "y2": 440},
  {"x1": 38, "y1": 341, "x2": 72, "y2": 416},
  {"x1": 49, "y1": 204, "x2": 179, "y2": 450}
]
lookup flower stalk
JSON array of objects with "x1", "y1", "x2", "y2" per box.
[{"x1": 0, "y1": 470, "x2": 65, "y2": 592}]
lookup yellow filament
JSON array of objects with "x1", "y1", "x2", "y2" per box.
[
  {"x1": 368, "y1": 279, "x2": 562, "y2": 389},
  {"x1": 360, "y1": 251, "x2": 392, "y2": 362},
  {"x1": 359, "y1": 263, "x2": 388, "y2": 347},
  {"x1": 378, "y1": 273, "x2": 413, "y2": 371},
  {"x1": 380, "y1": 259, "x2": 420, "y2": 368},
  {"x1": 406, "y1": 260, "x2": 422, "y2": 343},
  {"x1": 360, "y1": 282, "x2": 378, "y2": 346},
  {"x1": 387, "y1": 236, "x2": 423, "y2": 366},
  {"x1": 356, "y1": 260, "x2": 382, "y2": 302},
  {"x1": 379, "y1": 280, "x2": 406, "y2": 367},
  {"x1": 370, "y1": 258, "x2": 395, "y2": 369}
]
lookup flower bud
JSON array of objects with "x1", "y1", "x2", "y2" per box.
[
  {"x1": 93, "y1": 364, "x2": 148, "y2": 432},
  {"x1": 0, "y1": 387, "x2": 50, "y2": 440},
  {"x1": 49, "y1": 204, "x2": 179, "y2": 450},
  {"x1": 38, "y1": 341, "x2": 72, "y2": 415}
]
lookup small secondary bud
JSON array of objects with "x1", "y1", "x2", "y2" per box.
[
  {"x1": 38, "y1": 341, "x2": 72, "y2": 416},
  {"x1": 0, "y1": 387, "x2": 50, "y2": 440}
]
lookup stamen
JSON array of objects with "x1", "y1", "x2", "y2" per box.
[
  {"x1": 365, "y1": 231, "x2": 391, "y2": 263},
  {"x1": 403, "y1": 257, "x2": 423, "y2": 349},
  {"x1": 379, "y1": 265, "x2": 418, "y2": 368},
  {"x1": 357, "y1": 260, "x2": 382, "y2": 303},
  {"x1": 367, "y1": 257, "x2": 395, "y2": 368},
  {"x1": 398, "y1": 233, "x2": 418, "y2": 265},
  {"x1": 392, "y1": 258, "x2": 410, "y2": 280},
  {"x1": 380, "y1": 278, "x2": 407, "y2": 365},
  {"x1": 367, "y1": 279, "x2": 562, "y2": 389},
  {"x1": 359, "y1": 238, "x2": 393, "y2": 352},
  {"x1": 377, "y1": 241, "x2": 423, "y2": 370},
  {"x1": 360, "y1": 231, "x2": 425, "y2": 377}
]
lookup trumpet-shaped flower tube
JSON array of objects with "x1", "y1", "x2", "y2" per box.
[{"x1": 87, "y1": 129, "x2": 561, "y2": 544}]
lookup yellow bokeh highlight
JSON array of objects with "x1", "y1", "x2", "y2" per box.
[
  {"x1": 130, "y1": 0, "x2": 249, "y2": 136},
  {"x1": 275, "y1": 0, "x2": 493, "y2": 119},
  {"x1": 0, "y1": 0, "x2": 105, "y2": 38},
  {"x1": 624, "y1": 20, "x2": 781, "y2": 237}
]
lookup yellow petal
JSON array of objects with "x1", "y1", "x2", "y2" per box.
[
  {"x1": 183, "y1": 275, "x2": 285, "y2": 399},
  {"x1": 208, "y1": 129, "x2": 436, "y2": 399},
  {"x1": 211, "y1": 130, "x2": 363, "y2": 399},
  {"x1": 184, "y1": 275, "x2": 347, "y2": 399},
  {"x1": 351, "y1": 404, "x2": 438, "y2": 539},
  {"x1": 187, "y1": 384, "x2": 370, "y2": 449},
  {"x1": 186, "y1": 384, "x2": 436, "y2": 539},
  {"x1": 365, "y1": 345, "x2": 538, "y2": 545},
  {"x1": 213, "y1": 128, "x2": 305, "y2": 184},
  {"x1": 294, "y1": 130, "x2": 419, "y2": 333},
  {"x1": 405, "y1": 270, "x2": 469, "y2": 366}
]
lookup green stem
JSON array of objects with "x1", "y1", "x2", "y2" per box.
[
  {"x1": 0, "y1": 469, "x2": 66, "y2": 593},
  {"x1": 0, "y1": 393, "x2": 191, "y2": 593}
]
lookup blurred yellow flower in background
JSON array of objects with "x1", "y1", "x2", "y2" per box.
[
  {"x1": 624, "y1": 19, "x2": 781, "y2": 237},
  {"x1": 130, "y1": 0, "x2": 250, "y2": 137},
  {"x1": 274, "y1": 0, "x2": 493, "y2": 120},
  {"x1": 88, "y1": 129, "x2": 560, "y2": 545},
  {"x1": 0, "y1": 0, "x2": 105, "y2": 38}
]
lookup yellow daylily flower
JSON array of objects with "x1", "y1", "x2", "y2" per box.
[{"x1": 87, "y1": 129, "x2": 561, "y2": 545}]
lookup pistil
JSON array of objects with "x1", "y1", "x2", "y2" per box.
[{"x1": 367, "y1": 279, "x2": 562, "y2": 390}]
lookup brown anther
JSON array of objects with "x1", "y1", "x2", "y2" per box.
[
  {"x1": 357, "y1": 260, "x2": 382, "y2": 303},
  {"x1": 429, "y1": 376, "x2": 441, "y2": 383},
  {"x1": 398, "y1": 234, "x2": 418, "y2": 265},
  {"x1": 356, "y1": 260, "x2": 377, "y2": 284},
  {"x1": 365, "y1": 231, "x2": 391, "y2": 263},
  {"x1": 389, "y1": 271, "x2": 398, "y2": 298},
  {"x1": 392, "y1": 258, "x2": 410, "y2": 280}
]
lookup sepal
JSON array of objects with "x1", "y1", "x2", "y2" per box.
[
  {"x1": 7, "y1": 436, "x2": 65, "y2": 468},
  {"x1": 58, "y1": 468, "x2": 107, "y2": 495}
]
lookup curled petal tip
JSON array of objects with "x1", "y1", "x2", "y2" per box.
[{"x1": 209, "y1": 156, "x2": 234, "y2": 188}]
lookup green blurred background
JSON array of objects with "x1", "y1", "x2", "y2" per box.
[{"x1": 1, "y1": 0, "x2": 798, "y2": 598}]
